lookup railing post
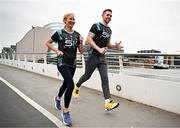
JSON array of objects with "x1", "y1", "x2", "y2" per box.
[
  {"x1": 24, "y1": 54, "x2": 27, "y2": 62},
  {"x1": 7, "y1": 54, "x2": 10, "y2": 60},
  {"x1": 12, "y1": 53, "x2": 15, "y2": 60},
  {"x1": 3, "y1": 54, "x2": 6, "y2": 60},
  {"x1": 32, "y1": 54, "x2": 35, "y2": 63},
  {"x1": 81, "y1": 54, "x2": 85, "y2": 68},
  {"x1": 119, "y1": 55, "x2": 123, "y2": 73},
  {"x1": 43, "y1": 55, "x2": 47, "y2": 64},
  {"x1": 170, "y1": 56, "x2": 174, "y2": 65},
  {"x1": 17, "y1": 54, "x2": 20, "y2": 61}
]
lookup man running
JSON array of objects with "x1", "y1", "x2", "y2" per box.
[{"x1": 73, "y1": 9, "x2": 123, "y2": 111}]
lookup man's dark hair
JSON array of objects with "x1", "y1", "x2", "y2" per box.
[{"x1": 102, "y1": 9, "x2": 112, "y2": 15}]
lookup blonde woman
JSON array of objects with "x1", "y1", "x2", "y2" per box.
[{"x1": 46, "y1": 13, "x2": 84, "y2": 126}]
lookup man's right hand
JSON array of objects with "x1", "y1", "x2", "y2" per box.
[{"x1": 98, "y1": 47, "x2": 107, "y2": 54}]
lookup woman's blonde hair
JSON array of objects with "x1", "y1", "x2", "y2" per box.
[{"x1": 63, "y1": 13, "x2": 74, "y2": 23}]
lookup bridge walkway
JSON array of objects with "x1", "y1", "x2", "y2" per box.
[{"x1": 0, "y1": 64, "x2": 180, "y2": 127}]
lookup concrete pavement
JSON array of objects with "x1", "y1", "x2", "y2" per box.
[{"x1": 0, "y1": 64, "x2": 180, "y2": 127}]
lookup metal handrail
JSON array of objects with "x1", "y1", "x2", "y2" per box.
[{"x1": 0, "y1": 52, "x2": 180, "y2": 55}]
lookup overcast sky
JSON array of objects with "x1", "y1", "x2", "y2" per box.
[{"x1": 0, "y1": 0, "x2": 179, "y2": 53}]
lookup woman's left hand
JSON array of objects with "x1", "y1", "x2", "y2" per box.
[{"x1": 79, "y1": 35, "x2": 84, "y2": 44}]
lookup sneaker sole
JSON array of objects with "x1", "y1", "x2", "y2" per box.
[
  {"x1": 105, "y1": 103, "x2": 119, "y2": 111},
  {"x1": 73, "y1": 94, "x2": 79, "y2": 98},
  {"x1": 61, "y1": 113, "x2": 72, "y2": 126},
  {"x1": 54, "y1": 97, "x2": 61, "y2": 110}
]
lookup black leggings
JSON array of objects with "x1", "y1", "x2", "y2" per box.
[{"x1": 57, "y1": 65, "x2": 76, "y2": 108}]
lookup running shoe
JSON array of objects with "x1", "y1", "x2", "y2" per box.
[
  {"x1": 73, "y1": 84, "x2": 79, "y2": 98},
  {"x1": 54, "y1": 96, "x2": 61, "y2": 110},
  {"x1": 61, "y1": 111, "x2": 72, "y2": 126},
  {"x1": 105, "y1": 100, "x2": 119, "y2": 111}
]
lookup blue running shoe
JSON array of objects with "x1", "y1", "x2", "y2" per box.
[
  {"x1": 54, "y1": 96, "x2": 61, "y2": 110},
  {"x1": 61, "y1": 111, "x2": 72, "y2": 126}
]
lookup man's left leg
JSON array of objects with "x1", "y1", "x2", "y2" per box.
[{"x1": 98, "y1": 58, "x2": 119, "y2": 111}]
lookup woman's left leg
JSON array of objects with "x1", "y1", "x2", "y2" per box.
[{"x1": 58, "y1": 65, "x2": 76, "y2": 108}]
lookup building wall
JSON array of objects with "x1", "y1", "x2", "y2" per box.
[{"x1": 16, "y1": 27, "x2": 53, "y2": 61}]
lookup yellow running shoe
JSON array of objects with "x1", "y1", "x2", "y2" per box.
[
  {"x1": 105, "y1": 100, "x2": 119, "y2": 111},
  {"x1": 73, "y1": 84, "x2": 79, "y2": 98}
]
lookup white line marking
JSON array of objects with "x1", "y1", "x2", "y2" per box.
[{"x1": 0, "y1": 77, "x2": 66, "y2": 128}]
